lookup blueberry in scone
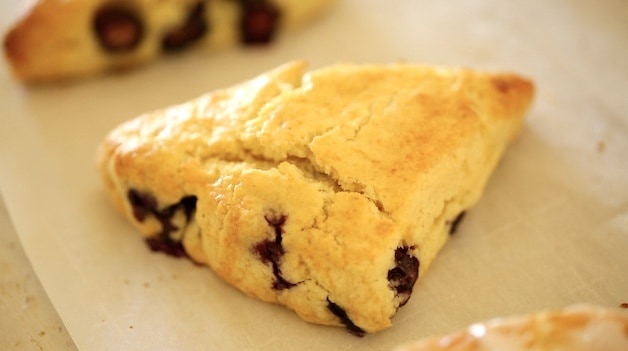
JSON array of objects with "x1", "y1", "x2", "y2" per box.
[
  {"x1": 3, "y1": 0, "x2": 335, "y2": 83},
  {"x1": 97, "y1": 61, "x2": 534, "y2": 333}
]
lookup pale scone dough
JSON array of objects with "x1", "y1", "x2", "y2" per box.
[
  {"x1": 98, "y1": 61, "x2": 534, "y2": 333},
  {"x1": 3, "y1": 0, "x2": 335, "y2": 83}
]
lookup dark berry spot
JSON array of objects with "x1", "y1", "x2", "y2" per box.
[
  {"x1": 447, "y1": 211, "x2": 467, "y2": 235},
  {"x1": 264, "y1": 212, "x2": 287, "y2": 239},
  {"x1": 180, "y1": 196, "x2": 198, "y2": 221},
  {"x1": 162, "y1": 2, "x2": 209, "y2": 52},
  {"x1": 253, "y1": 213, "x2": 295, "y2": 290},
  {"x1": 93, "y1": 4, "x2": 144, "y2": 52},
  {"x1": 326, "y1": 298, "x2": 365, "y2": 337},
  {"x1": 127, "y1": 189, "x2": 158, "y2": 222},
  {"x1": 254, "y1": 239, "x2": 283, "y2": 265},
  {"x1": 239, "y1": 1, "x2": 281, "y2": 44},
  {"x1": 388, "y1": 247, "x2": 419, "y2": 307},
  {"x1": 127, "y1": 189, "x2": 197, "y2": 259},
  {"x1": 145, "y1": 236, "x2": 187, "y2": 258}
]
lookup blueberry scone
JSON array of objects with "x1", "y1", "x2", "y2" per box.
[
  {"x1": 3, "y1": 0, "x2": 334, "y2": 83},
  {"x1": 97, "y1": 61, "x2": 534, "y2": 334},
  {"x1": 394, "y1": 305, "x2": 628, "y2": 351}
]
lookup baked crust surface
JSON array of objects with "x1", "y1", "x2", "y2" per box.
[
  {"x1": 394, "y1": 305, "x2": 628, "y2": 351},
  {"x1": 3, "y1": 0, "x2": 334, "y2": 83},
  {"x1": 98, "y1": 61, "x2": 534, "y2": 333}
]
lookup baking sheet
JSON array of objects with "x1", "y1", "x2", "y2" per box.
[{"x1": 1, "y1": 0, "x2": 627, "y2": 350}]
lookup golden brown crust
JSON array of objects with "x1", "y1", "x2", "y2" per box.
[
  {"x1": 97, "y1": 61, "x2": 534, "y2": 332},
  {"x1": 394, "y1": 305, "x2": 628, "y2": 351},
  {"x1": 3, "y1": 0, "x2": 335, "y2": 83},
  {"x1": 4, "y1": 0, "x2": 134, "y2": 82}
]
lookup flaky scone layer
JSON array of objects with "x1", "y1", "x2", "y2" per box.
[{"x1": 98, "y1": 61, "x2": 534, "y2": 333}]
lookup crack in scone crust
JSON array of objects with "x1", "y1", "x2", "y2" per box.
[{"x1": 99, "y1": 61, "x2": 534, "y2": 333}]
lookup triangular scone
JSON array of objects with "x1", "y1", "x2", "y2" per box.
[
  {"x1": 97, "y1": 61, "x2": 534, "y2": 333},
  {"x1": 3, "y1": 0, "x2": 334, "y2": 83}
]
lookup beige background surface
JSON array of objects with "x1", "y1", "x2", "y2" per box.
[{"x1": 1, "y1": 0, "x2": 627, "y2": 350}]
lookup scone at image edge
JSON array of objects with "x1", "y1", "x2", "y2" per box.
[
  {"x1": 97, "y1": 61, "x2": 534, "y2": 333},
  {"x1": 3, "y1": 0, "x2": 336, "y2": 83},
  {"x1": 394, "y1": 305, "x2": 628, "y2": 351}
]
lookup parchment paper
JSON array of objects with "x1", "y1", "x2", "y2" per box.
[{"x1": 1, "y1": 0, "x2": 627, "y2": 350}]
